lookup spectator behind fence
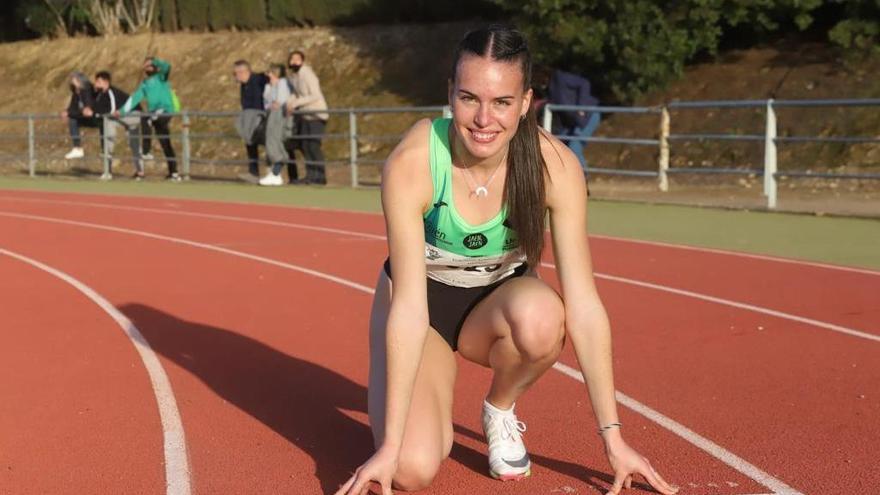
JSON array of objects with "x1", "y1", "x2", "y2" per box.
[
  {"x1": 548, "y1": 68, "x2": 601, "y2": 173},
  {"x1": 61, "y1": 72, "x2": 98, "y2": 160},
  {"x1": 259, "y1": 64, "x2": 293, "y2": 187},
  {"x1": 286, "y1": 50, "x2": 328, "y2": 185},
  {"x1": 117, "y1": 56, "x2": 180, "y2": 181},
  {"x1": 233, "y1": 60, "x2": 269, "y2": 181},
  {"x1": 93, "y1": 71, "x2": 145, "y2": 180}
]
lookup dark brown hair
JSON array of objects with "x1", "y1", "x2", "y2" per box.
[{"x1": 451, "y1": 25, "x2": 547, "y2": 267}]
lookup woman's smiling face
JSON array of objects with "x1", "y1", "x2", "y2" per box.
[{"x1": 449, "y1": 53, "x2": 532, "y2": 162}]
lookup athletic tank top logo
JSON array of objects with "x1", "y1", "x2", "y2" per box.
[{"x1": 463, "y1": 233, "x2": 488, "y2": 250}]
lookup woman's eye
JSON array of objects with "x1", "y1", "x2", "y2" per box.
[{"x1": 495, "y1": 100, "x2": 511, "y2": 107}]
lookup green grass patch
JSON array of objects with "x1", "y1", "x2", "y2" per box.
[{"x1": 2, "y1": 176, "x2": 878, "y2": 270}]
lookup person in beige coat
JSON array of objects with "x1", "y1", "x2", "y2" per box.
[{"x1": 285, "y1": 50, "x2": 329, "y2": 185}]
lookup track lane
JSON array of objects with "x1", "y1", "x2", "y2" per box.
[
  {"x1": 0, "y1": 252, "x2": 166, "y2": 495},
  {"x1": 2, "y1": 194, "x2": 877, "y2": 492},
  {"x1": 0, "y1": 190, "x2": 875, "y2": 337},
  {"x1": 0, "y1": 214, "x2": 773, "y2": 494}
]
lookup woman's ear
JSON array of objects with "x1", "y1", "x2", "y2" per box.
[{"x1": 521, "y1": 88, "x2": 534, "y2": 118}]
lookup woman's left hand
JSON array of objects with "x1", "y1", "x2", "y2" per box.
[{"x1": 603, "y1": 433, "x2": 678, "y2": 495}]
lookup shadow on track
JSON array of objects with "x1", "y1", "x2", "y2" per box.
[{"x1": 122, "y1": 304, "x2": 621, "y2": 493}]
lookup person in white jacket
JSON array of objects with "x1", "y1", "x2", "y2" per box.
[
  {"x1": 259, "y1": 64, "x2": 292, "y2": 186},
  {"x1": 285, "y1": 50, "x2": 329, "y2": 185}
]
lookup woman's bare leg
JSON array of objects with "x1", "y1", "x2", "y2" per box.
[
  {"x1": 457, "y1": 276, "x2": 565, "y2": 408},
  {"x1": 367, "y1": 270, "x2": 457, "y2": 491}
]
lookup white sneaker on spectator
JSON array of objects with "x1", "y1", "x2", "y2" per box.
[
  {"x1": 259, "y1": 173, "x2": 283, "y2": 186},
  {"x1": 481, "y1": 400, "x2": 531, "y2": 481},
  {"x1": 99, "y1": 172, "x2": 113, "y2": 181},
  {"x1": 65, "y1": 147, "x2": 84, "y2": 159},
  {"x1": 142, "y1": 153, "x2": 155, "y2": 161}
]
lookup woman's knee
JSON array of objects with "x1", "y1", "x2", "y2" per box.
[
  {"x1": 507, "y1": 288, "x2": 565, "y2": 362},
  {"x1": 393, "y1": 451, "x2": 443, "y2": 491}
]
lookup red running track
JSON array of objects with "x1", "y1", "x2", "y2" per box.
[{"x1": 0, "y1": 189, "x2": 877, "y2": 494}]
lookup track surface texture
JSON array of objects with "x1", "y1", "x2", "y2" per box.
[{"x1": 0, "y1": 189, "x2": 877, "y2": 495}]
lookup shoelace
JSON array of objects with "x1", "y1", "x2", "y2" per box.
[{"x1": 501, "y1": 416, "x2": 527, "y2": 441}]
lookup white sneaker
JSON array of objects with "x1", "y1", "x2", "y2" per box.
[
  {"x1": 99, "y1": 172, "x2": 113, "y2": 181},
  {"x1": 142, "y1": 153, "x2": 155, "y2": 161},
  {"x1": 65, "y1": 147, "x2": 84, "y2": 159},
  {"x1": 258, "y1": 173, "x2": 283, "y2": 186},
  {"x1": 481, "y1": 400, "x2": 530, "y2": 481}
]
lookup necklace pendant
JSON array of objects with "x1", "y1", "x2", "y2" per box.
[{"x1": 474, "y1": 186, "x2": 489, "y2": 198}]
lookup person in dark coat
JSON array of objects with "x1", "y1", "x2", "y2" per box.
[
  {"x1": 61, "y1": 71, "x2": 98, "y2": 159},
  {"x1": 548, "y1": 69, "x2": 601, "y2": 172},
  {"x1": 233, "y1": 60, "x2": 269, "y2": 180},
  {"x1": 93, "y1": 70, "x2": 145, "y2": 179}
]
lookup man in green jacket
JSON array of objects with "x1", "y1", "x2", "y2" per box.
[{"x1": 118, "y1": 57, "x2": 180, "y2": 181}]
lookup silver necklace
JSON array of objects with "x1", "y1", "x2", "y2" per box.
[{"x1": 460, "y1": 160, "x2": 505, "y2": 198}]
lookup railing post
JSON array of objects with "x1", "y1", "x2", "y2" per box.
[
  {"x1": 542, "y1": 104, "x2": 553, "y2": 132},
  {"x1": 349, "y1": 110, "x2": 358, "y2": 188},
  {"x1": 181, "y1": 111, "x2": 191, "y2": 179},
  {"x1": 763, "y1": 99, "x2": 778, "y2": 209},
  {"x1": 27, "y1": 115, "x2": 36, "y2": 177},
  {"x1": 101, "y1": 115, "x2": 111, "y2": 178},
  {"x1": 658, "y1": 106, "x2": 670, "y2": 192}
]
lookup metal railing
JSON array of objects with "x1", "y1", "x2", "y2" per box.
[
  {"x1": 542, "y1": 98, "x2": 880, "y2": 208},
  {"x1": 2, "y1": 98, "x2": 878, "y2": 209}
]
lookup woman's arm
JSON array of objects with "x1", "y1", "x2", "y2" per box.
[
  {"x1": 543, "y1": 134, "x2": 618, "y2": 432},
  {"x1": 379, "y1": 118, "x2": 434, "y2": 453},
  {"x1": 542, "y1": 134, "x2": 677, "y2": 495},
  {"x1": 335, "y1": 119, "x2": 434, "y2": 495},
  {"x1": 120, "y1": 84, "x2": 146, "y2": 115}
]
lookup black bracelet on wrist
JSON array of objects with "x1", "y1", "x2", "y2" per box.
[{"x1": 598, "y1": 422, "x2": 622, "y2": 435}]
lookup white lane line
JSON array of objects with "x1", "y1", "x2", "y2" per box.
[
  {"x1": 2, "y1": 194, "x2": 878, "y2": 276},
  {"x1": 541, "y1": 263, "x2": 880, "y2": 343},
  {"x1": 0, "y1": 211, "x2": 800, "y2": 495},
  {"x1": 3, "y1": 198, "x2": 874, "y2": 343},
  {"x1": 0, "y1": 196, "x2": 386, "y2": 241},
  {"x1": 0, "y1": 247, "x2": 191, "y2": 495},
  {"x1": 553, "y1": 362, "x2": 802, "y2": 495}
]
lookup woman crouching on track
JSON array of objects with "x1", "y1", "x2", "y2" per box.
[{"x1": 336, "y1": 25, "x2": 678, "y2": 495}]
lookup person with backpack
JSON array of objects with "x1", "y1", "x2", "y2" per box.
[{"x1": 117, "y1": 56, "x2": 180, "y2": 181}]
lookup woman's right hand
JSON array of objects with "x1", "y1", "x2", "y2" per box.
[{"x1": 334, "y1": 446, "x2": 399, "y2": 495}]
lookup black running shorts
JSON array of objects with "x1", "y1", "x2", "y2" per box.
[{"x1": 383, "y1": 259, "x2": 528, "y2": 351}]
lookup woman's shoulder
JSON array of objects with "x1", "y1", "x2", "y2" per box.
[
  {"x1": 537, "y1": 128, "x2": 588, "y2": 205},
  {"x1": 381, "y1": 119, "x2": 434, "y2": 203},
  {"x1": 387, "y1": 118, "x2": 433, "y2": 166},
  {"x1": 538, "y1": 128, "x2": 581, "y2": 179}
]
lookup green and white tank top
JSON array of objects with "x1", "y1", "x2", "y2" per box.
[{"x1": 423, "y1": 118, "x2": 526, "y2": 288}]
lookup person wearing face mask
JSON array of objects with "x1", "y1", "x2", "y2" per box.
[
  {"x1": 117, "y1": 56, "x2": 180, "y2": 181},
  {"x1": 285, "y1": 50, "x2": 329, "y2": 185}
]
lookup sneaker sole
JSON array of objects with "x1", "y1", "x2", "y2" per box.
[{"x1": 489, "y1": 468, "x2": 530, "y2": 482}]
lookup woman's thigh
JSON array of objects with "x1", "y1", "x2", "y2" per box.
[
  {"x1": 456, "y1": 275, "x2": 565, "y2": 367},
  {"x1": 368, "y1": 270, "x2": 457, "y2": 463}
]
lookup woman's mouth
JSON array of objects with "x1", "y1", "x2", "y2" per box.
[{"x1": 470, "y1": 129, "x2": 499, "y2": 144}]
